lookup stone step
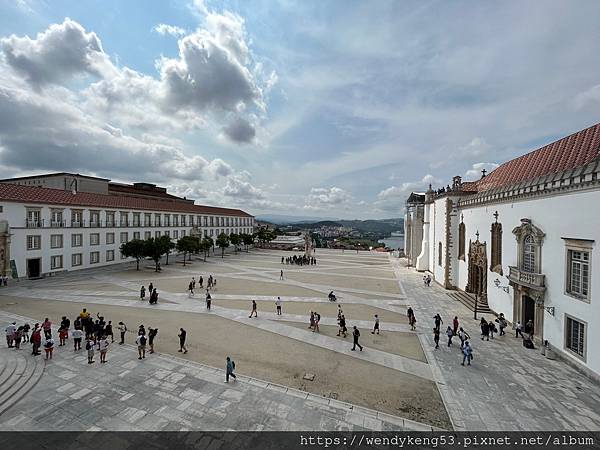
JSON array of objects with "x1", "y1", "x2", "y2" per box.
[
  {"x1": 0, "y1": 351, "x2": 20, "y2": 399},
  {"x1": 0, "y1": 349, "x2": 44, "y2": 417},
  {"x1": 448, "y1": 291, "x2": 493, "y2": 315}
]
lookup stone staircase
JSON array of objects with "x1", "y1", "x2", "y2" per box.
[
  {"x1": 0, "y1": 347, "x2": 45, "y2": 416},
  {"x1": 447, "y1": 290, "x2": 493, "y2": 315}
]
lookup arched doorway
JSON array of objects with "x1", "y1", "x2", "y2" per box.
[{"x1": 466, "y1": 239, "x2": 487, "y2": 300}]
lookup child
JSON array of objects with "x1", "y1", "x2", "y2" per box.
[
  {"x1": 59, "y1": 326, "x2": 68, "y2": 346},
  {"x1": 86, "y1": 338, "x2": 95, "y2": 364},
  {"x1": 44, "y1": 336, "x2": 55, "y2": 360}
]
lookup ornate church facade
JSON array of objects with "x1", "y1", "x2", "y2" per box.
[{"x1": 405, "y1": 122, "x2": 600, "y2": 380}]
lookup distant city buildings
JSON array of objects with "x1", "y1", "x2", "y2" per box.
[{"x1": 0, "y1": 173, "x2": 255, "y2": 279}]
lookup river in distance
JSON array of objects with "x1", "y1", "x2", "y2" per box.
[{"x1": 378, "y1": 235, "x2": 404, "y2": 250}]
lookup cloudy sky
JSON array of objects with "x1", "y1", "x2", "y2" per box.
[{"x1": 1, "y1": 0, "x2": 600, "y2": 219}]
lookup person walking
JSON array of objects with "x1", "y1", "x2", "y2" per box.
[
  {"x1": 118, "y1": 322, "x2": 127, "y2": 345},
  {"x1": 249, "y1": 300, "x2": 257, "y2": 318},
  {"x1": 351, "y1": 326, "x2": 363, "y2": 351},
  {"x1": 42, "y1": 318, "x2": 52, "y2": 339},
  {"x1": 433, "y1": 327, "x2": 440, "y2": 349},
  {"x1": 480, "y1": 318, "x2": 490, "y2": 341},
  {"x1": 309, "y1": 311, "x2": 315, "y2": 330},
  {"x1": 205, "y1": 290, "x2": 212, "y2": 310},
  {"x1": 58, "y1": 326, "x2": 68, "y2": 347},
  {"x1": 525, "y1": 320, "x2": 534, "y2": 340},
  {"x1": 136, "y1": 333, "x2": 147, "y2": 359},
  {"x1": 446, "y1": 326, "x2": 454, "y2": 347},
  {"x1": 457, "y1": 327, "x2": 470, "y2": 349},
  {"x1": 72, "y1": 328, "x2": 83, "y2": 351},
  {"x1": 192, "y1": 277, "x2": 196, "y2": 290},
  {"x1": 280, "y1": 269, "x2": 284, "y2": 280},
  {"x1": 488, "y1": 320, "x2": 496, "y2": 339},
  {"x1": 433, "y1": 314, "x2": 443, "y2": 332},
  {"x1": 178, "y1": 328, "x2": 187, "y2": 354},
  {"x1": 22, "y1": 323, "x2": 30, "y2": 343},
  {"x1": 452, "y1": 316, "x2": 459, "y2": 336},
  {"x1": 225, "y1": 356, "x2": 236, "y2": 383},
  {"x1": 313, "y1": 311, "x2": 320, "y2": 333},
  {"x1": 407, "y1": 307, "x2": 416, "y2": 330},
  {"x1": 86, "y1": 337, "x2": 95, "y2": 364},
  {"x1": 461, "y1": 341, "x2": 473, "y2": 366},
  {"x1": 105, "y1": 321, "x2": 114, "y2": 343},
  {"x1": 148, "y1": 283, "x2": 154, "y2": 296},
  {"x1": 515, "y1": 321, "x2": 524, "y2": 338},
  {"x1": 5, "y1": 321, "x2": 16, "y2": 348},
  {"x1": 371, "y1": 314, "x2": 380, "y2": 335},
  {"x1": 337, "y1": 314, "x2": 347, "y2": 338},
  {"x1": 188, "y1": 281, "x2": 194, "y2": 297},
  {"x1": 98, "y1": 335, "x2": 109, "y2": 363},
  {"x1": 275, "y1": 297, "x2": 282, "y2": 315},
  {"x1": 140, "y1": 285, "x2": 146, "y2": 301},
  {"x1": 31, "y1": 325, "x2": 41, "y2": 356},
  {"x1": 199, "y1": 276, "x2": 204, "y2": 289},
  {"x1": 13, "y1": 327, "x2": 23, "y2": 350},
  {"x1": 148, "y1": 327, "x2": 158, "y2": 354},
  {"x1": 43, "y1": 335, "x2": 55, "y2": 360},
  {"x1": 496, "y1": 313, "x2": 507, "y2": 336}
]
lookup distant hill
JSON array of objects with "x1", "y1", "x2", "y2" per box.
[
  {"x1": 338, "y1": 219, "x2": 403, "y2": 235},
  {"x1": 255, "y1": 214, "x2": 339, "y2": 224}
]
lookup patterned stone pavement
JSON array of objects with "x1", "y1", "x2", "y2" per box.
[{"x1": 390, "y1": 256, "x2": 600, "y2": 431}]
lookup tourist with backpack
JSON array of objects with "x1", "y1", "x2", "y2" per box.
[
  {"x1": 461, "y1": 341, "x2": 473, "y2": 366},
  {"x1": 136, "y1": 333, "x2": 147, "y2": 359},
  {"x1": 225, "y1": 356, "x2": 236, "y2": 383}
]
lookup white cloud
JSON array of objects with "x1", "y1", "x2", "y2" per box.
[
  {"x1": 458, "y1": 137, "x2": 491, "y2": 157},
  {"x1": 153, "y1": 24, "x2": 187, "y2": 38},
  {"x1": 572, "y1": 84, "x2": 600, "y2": 110},
  {"x1": 374, "y1": 175, "x2": 441, "y2": 213},
  {"x1": 303, "y1": 186, "x2": 353, "y2": 211}
]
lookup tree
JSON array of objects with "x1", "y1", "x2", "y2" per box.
[
  {"x1": 176, "y1": 236, "x2": 198, "y2": 266},
  {"x1": 144, "y1": 237, "x2": 169, "y2": 272},
  {"x1": 229, "y1": 233, "x2": 240, "y2": 253},
  {"x1": 159, "y1": 235, "x2": 176, "y2": 265},
  {"x1": 200, "y1": 237, "x2": 212, "y2": 261},
  {"x1": 202, "y1": 236, "x2": 214, "y2": 257},
  {"x1": 216, "y1": 233, "x2": 230, "y2": 258},
  {"x1": 120, "y1": 239, "x2": 146, "y2": 271},
  {"x1": 242, "y1": 233, "x2": 254, "y2": 252}
]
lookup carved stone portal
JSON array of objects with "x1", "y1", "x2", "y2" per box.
[{"x1": 466, "y1": 239, "x2": 487, "y2": 301}]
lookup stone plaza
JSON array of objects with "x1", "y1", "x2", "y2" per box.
[{"x1": 1, "y1": 249, "x2": 599, "y2": 431}]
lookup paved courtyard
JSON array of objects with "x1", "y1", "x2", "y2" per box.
[{"x1": 0, "y1": 248, "x2": 599, "y2": 431}]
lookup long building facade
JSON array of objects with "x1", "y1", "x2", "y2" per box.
[
  {"x1": 405, "y1": 122, "x2": 600, "y2": 380},
  {"x1": 0, "y1": 173, "x2": 255, "y2": 279}
]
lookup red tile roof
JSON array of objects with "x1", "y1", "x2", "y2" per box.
[
  {"x1": 475, "y1": 122, "x2": 600, "y2": 192},
  {"x1": 0, "y1": 183, "x2": 253, "y2": 217}
]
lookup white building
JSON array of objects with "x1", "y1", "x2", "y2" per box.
[
  {"x1": 405, "y1": 122, "x2": 600, "y2": 380},
  {"x1": 269, "y1": 234, "x2": 306, "y2": 250},
  {"x1": 0, "y1": 173, "x2": 255, "y2": 279}
]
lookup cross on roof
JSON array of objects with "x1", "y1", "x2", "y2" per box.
[
  {"x1": 493, "y1": 211, "x2": 499, "y2": 222},
  {"x1": 481, "y1": 169, "x2": 487, "y2": 177},
  {"x1": 475, "y1": 230, "x2": 480, "y2": 241}
]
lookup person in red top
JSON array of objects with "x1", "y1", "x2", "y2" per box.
[
  {"x1": 42, "y1": 318, "x2": 52, "y2": 339},
  {"x1": 31, "y1": 324, "x2": 42, "y2": 356},
  {"x1": 453, "y1": 316, "x2": 459, "y2": 336}
]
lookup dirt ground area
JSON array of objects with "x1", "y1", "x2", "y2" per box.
[
  {"x1": 212, "y1": 299, "x2": 408, "y2": 323},
  {"x1": 0, "y1": 296, "x2": 450, "y2": 428},
  {"x1": 285, "y1": 322, "x2": 426, "y2": 362}
]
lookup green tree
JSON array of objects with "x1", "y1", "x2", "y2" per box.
[
  {"x1": 202, "y1": 236, "x2": 214, "y2": 258},
  {"x1": 120, "y1": 239, "x2": 146, "y2": 271},
  {"x1": 229, "y1": 233, "x2": 240, "y2": 253},
  {"x1": 216, "y1": 233, "x2": 230, "y2": 258},
  {"x1": 176, "y1": 235, "x2": 197, "y2": 266},
  {"x1": 144, "y1": 237, "x2": 168, "y2": 272},
  {"x1": 159, "y1": 235, "x2": 176, "y2": 265},
  {"x1": 242, "y1": 233, "x2": 254, "y2": 252}
]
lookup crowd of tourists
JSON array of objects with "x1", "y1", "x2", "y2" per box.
[
  {"x1": 186, "y1": 275, "x2": 218, "y2": 298},
  {"x1": 281, "y1": 255, "x2": 316, "y2": 266}
]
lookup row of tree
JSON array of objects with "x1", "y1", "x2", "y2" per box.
[{"x1": 120, "y1": 232, "x2": 256, "y2": 272}]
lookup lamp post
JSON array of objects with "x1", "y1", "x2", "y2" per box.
[{"x1": 474, "y1": 293, "x2": 478, "y2": 320}]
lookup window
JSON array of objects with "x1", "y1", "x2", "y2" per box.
[
  {"x1": 144, "y1": 231, "x2": 151, "y2": 240},
  {"x1": 133, "y1": 213, "x2": 141, "y2": 227},
  {"x1": 51, "y1": 255, "x2": 63, "y2": 270},
  {"x1": 181, "y1": 215, "x2": 186, "y2": 226},
  {"x1": 120, "y1": 211, "x2": 129, "y2": 227},
  {"x1": 26, "y1": 209, "x2": 42, "y2": 227},
  {"x1": 173, "y1": 215, "x2": 179, "y2": 226},
  {"x1": 90, "y1": 251, "x2": 100, "y2": 264},
  {"x1": 50, "y1": 234, "x2": 63, "y2": 249},
  {"x1": 210, "y1": 229, "x2": 213, "y2": 237},
  {"x1": 567, "y1": 249, "x2": 590, "y2": 300},
  {"x1": 106, "y1": 250, "x2": 115, "y2": 261},
  {"x1": 490, "y1": 222, "x2": 502, "y2": 274},
  {"x1": 106, "y1": 211, "x2": 115, "y2": 227},
  {"x1": 181, "y1": 229, "x2": 186, "y2": 237},
  {"x1": 72, "y1": 253, "x2": 82, "y2": 267},
  {"x1": 27, "y1": 235, "x2": 41, "y2": 250},
  {"x1": 164, "y1": 230, "x2": 170, "y2": 238},
  {"x1": 565, "y1": 316, "x2": 586, "y2": 359},
  {"x1": 458, "y1": 223, "x2": 466, "y2": 260},
  {"x1": 155, "y1": 231, "x2": 161, "y2": 238},
  {"x1": 120, "y1": 232, "x2": 128, "y2": 243},
  {"x1": 90, "y1": 233, "x2": 100, "y2": 246},
  {"x1": 145, "y1": 214, "x2": 152, "y2": 227},
  {"x1": 154, "y1": 214, "x2": 161, "y2": 227},
  {"x1": 210, "y1": 216, "x2": 214, "y2": 227},
  {"x1": 164, "y1": 214, "x2": 170, "y2": 226},
  {"x1": 71, "y1": 210, "x2": 83, "y2": 227},
  {"x1": 106, "y1": 232, "x2": 115, "y2": 245},
  {"x1": 522, "y1": 235, "x2": 535, "y2": 273},
  {"x1": 90, "y1": 210, "x2": 100, "y2": 227},
  {"x1": 173, "y1": 230, "x2": 179, "y2": 239},
  {"x1": 438, "y1": 242, "x2": 442, "y2": 266},
  {"x1": 72, "y1": 234, "x2": 83, "y2": 247},
  {"x1": 133, "y1": 231, "x2": 140, "y2": 240},
  {"x1": 50, "y1": 209, "x2": 64, "y2": 227}
]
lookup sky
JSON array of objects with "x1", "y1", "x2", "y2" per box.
[{"x1": 1, "y1": 0, "x2": 600, "y2": 219}]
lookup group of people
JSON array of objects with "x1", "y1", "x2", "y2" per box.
[
  {"x1": 428, "y1": 313, "x2": 474, "y2": 365},
  {"x1": 140, "y1": 283, "x2": 159, "y2": 304},
  {"x1": 187, "y1": 275, "x2": 217, "y2": 297},
  {"x1": 281, "y1": 255, "x2": 317, "y2": 266}
]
